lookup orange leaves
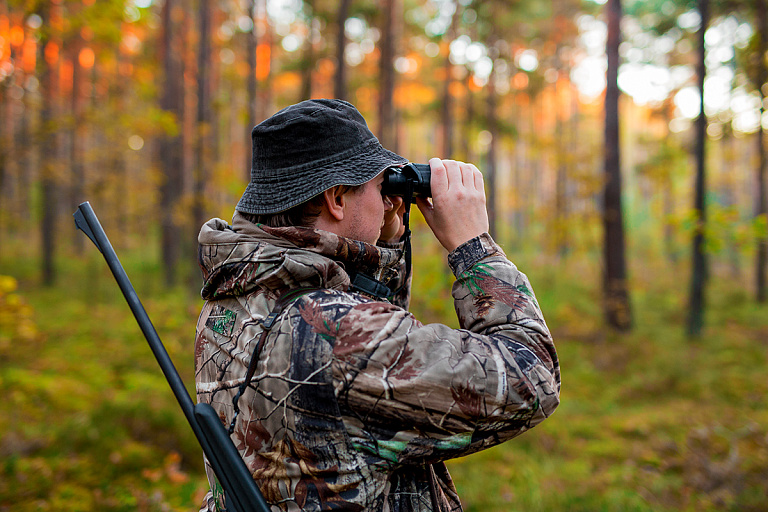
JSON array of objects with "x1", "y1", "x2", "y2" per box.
[
  {"x1": 393, "y1": 81, "x2": 435, "y2": 110},
  {"x1": 0, "y1": 16, "x2": 7, "y2": 61},
  {"x1": 44, "y1": 42, "x2": 59, "y2": 65},
  {"x1": 448, "y1": 80, "x2": 464, "y2": 99},
  {"x1": 78, "y1": 47, "x2": 95, "y2": 69},
  {"x1": 10, "y1": 26, "x2": 24, "y2": 47},
  {"x1": 22, "y1": 37, "x2": 36, "y2": 72},
  {"x1": 273, "y1": 71, "x2": 300, "y2": 92},
  {"x1": 512, "y1": 72, "x2": 529, "y2": 90},
  {"x1": 255, "y1": 43, "x2": 270, "y2": 80},
  {"x1": 468, "y1": 76, "x2": 484, "y2": 92}
]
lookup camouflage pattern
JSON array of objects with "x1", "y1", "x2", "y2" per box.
[{"x1": 195, "y1": 213, "x2": 560, "y2": 511}]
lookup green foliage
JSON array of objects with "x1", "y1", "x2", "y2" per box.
[
  {"x1": 2, "y1": 231, "x2": 768, "y2": 511},
  {"x1": 0, "y1": 254, "x2": 206, "y2": 511},
  {"x1": 447, "y1": 273, "x2": 768, "y2": 512}
]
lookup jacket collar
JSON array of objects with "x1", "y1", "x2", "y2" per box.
[{"x1": 197, "y1": 214, "x2": 403, "y2": 299}]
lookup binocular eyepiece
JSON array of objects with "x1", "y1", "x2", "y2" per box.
[{"x1": 381, "y1": 163, "x2": 431, "y2": 198}]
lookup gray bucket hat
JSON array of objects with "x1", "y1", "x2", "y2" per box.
[{"x1": 235, "y1": 99, "x2": 408, "y2": 215}]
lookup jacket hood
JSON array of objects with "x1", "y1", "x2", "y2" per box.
[{"x1": 197, "y1": 213, "x2": 403, "y2": 300}]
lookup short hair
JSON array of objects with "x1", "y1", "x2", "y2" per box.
[{"x1": 241, "y1": 184, "x2": 362, "y2": 228}]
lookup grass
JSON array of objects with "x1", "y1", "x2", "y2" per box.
[
  {"x1": 446, "y1": 263, "x2": 768, "y2": 512},
  {"x1": 1, "y1": 233, "x2": 767, "y2": 511}
]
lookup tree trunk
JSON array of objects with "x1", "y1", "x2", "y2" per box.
[
  {"x1": 555, "y1": 71, "x2": 567, "y2": 259},
  {"x1": 462, "y1": 74, "x2": 474, "y2": 162},
  {"x1": 39, "y1": 2, "x2": 58, "y2": 286},
  {"x1": 0, "y1": 67, "x2": 8, "y2": 250},
  {"x1": 687, "y1": 0, "x2": 709, "y2": 337},
  {"x1": 721, "y1": 127, "x2": 740, "y2": 279},
  {"x1": 756, "y1": 0, "x2": 767, "y2": 303},
  {"x1": 17, "y1": 67, "x2": 31, "y2": 227},
  {"x1": 70, "y1": 32, "x2": 86, "y2": 254},
  {"x1": 603, "y1": 0, "x2": 632, "y2": 330},
  {"x1": 661, "y1": 109, "x2": 677, "y2": 265},
  {"x1": 334, "y1": 0, "x2": 352, "y2": 101},
  {"x1": 194, "y1": 0, "x2": 212, "y2": 241},
  {"x1": 663, "y1": 169, "x2": 676, "y2": 264},
  {"x1": 300, "y1": 0, "x2": 315, "y2": 101},
  {"x1": 440, "y1": 2, "x2": 460, "y2": 158},
  {"x1": 247, "y1": 0, "x2": 258, "y2": 177},
  {"x1": 378, "y1": 0, "x2": 396, "y2": 149},
  {"x1": 160, "y1": 0, "x2": 185, "y2": 286},
  {"x1": 0, "y1": 3, "x2": 7, "y2": 222},
  {"x1": 486, "y1": 37, "x2": 498, "y2": 241},
  {"x1": 259, "y1": 2, "x2": 274, "y2": 122}
]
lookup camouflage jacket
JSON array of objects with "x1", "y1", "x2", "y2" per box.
[{"x1": 195, "y1": 213, "x2": 560, "y2": 512}]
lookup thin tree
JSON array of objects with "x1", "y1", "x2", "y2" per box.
[
  {"x1": 555, "y1": 62, "x2": 568, "y2": 259},
  {"x1": 687, "y1": 0, "x2": 710, "y2": 337},
  {"x1": 603, "y1": 0, "x2": 632, "y2": 330},
  {"x1": 247, "y1": 0, "x2": 258, "y2": 177},
  {"x1": 0, "y1": 2, "x2": 9, "y2": 249},
  {"x1": 334, "y1": 0, "x2": 352, "y2": 101},
  {"x1": 159, "y1": 0, "x2": 185, "y2": 286},
  {"x1": 300, "y1": 0, "x2": 315, "y2": 101},
  {"x1": 755, "y1": 0, "x2": 767, "y2": 303},
  {"x1": 193, "y1": 0, "x2": 212, "y2": 242},
  {"x1": 378, "y1": 0, "x2": 396, "y2": 149},
  {"x1": 69, "y1": 27, "x2": 86, "y2": 254},
  {"x1": 440, "y1": 1, "x2": 461, "y2": 158},
  {"x1": 485, "y1": 34, "x2": 499, "y2": 241},
  {"x1": 39, "y1": 1, "x2": 59, "y2": 286}
]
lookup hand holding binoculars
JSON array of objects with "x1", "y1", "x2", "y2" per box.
[{"x1": 381, "y1": 163, "x2": 431, "y2": 198}]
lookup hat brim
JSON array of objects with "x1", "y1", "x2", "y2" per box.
[{"x1": 236, "y1": 140, "x2": 408, "y2": 215}]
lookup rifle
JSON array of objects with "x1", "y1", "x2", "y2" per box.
[{"x1": 74, "y1": 201, "x2": 270, "y2": 512}]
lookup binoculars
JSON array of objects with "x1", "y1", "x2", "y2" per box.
[{"x1": 382, "y1": 163, "x2": 431, "y2": 198}]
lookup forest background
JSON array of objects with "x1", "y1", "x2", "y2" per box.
[{"x1": 1, "y1": 0, "x2": 767, "y2": 510}]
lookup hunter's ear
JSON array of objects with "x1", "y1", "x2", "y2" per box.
[{"x1": 322, "y1": 186, "x2": 346, "y2": 221}]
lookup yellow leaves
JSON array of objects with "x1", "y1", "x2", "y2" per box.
[
  {"x1": 0, "y1": 275, "x2": 38, "y2": 356},
  {"x1": 0, "y1": 275, "x2": 17, "y2": 294}
]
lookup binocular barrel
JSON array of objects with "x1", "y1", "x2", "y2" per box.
[{"x1": 381, "y1": 163, "x2": 431, "y2": 198}]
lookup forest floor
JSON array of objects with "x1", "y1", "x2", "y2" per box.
[{"x1": 1, "y1": 240, "x2": 767, "y2": 512}]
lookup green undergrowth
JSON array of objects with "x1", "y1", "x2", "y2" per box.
[
  {"x1": 447, "y1": 264, "x2": 768, "y2": 512},
  {"x1": 2, "y1": 237, "x2": 768, "y2": 511}
]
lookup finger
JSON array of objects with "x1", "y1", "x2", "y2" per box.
[
  {"x1": 460, "y1": 162, "x2": 475, "y2": 188},
  {"x1": 471, "y1": 164, "x2": 485, "y2": 195},
  {"x1": 389, "y1": 195, "x2": 405, "y2": 214},
  {"x1": 441, "y1": 159, "x2": 462, "y2": 191},
  {"x1": 415, "y1": 197, "x2": 434, "y2": 224},
  {"x1": 429, "y1": 157, "x2": 448, "y2": 195}
]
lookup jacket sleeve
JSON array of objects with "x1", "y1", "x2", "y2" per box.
[{"x1": 327, "y1": 233, "x2": 560, "y2": 466}]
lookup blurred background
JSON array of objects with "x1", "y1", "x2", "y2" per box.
[{"x1": 1, "y1": 0, "x2": 767, "y2": 510}]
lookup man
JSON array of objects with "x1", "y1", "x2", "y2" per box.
[{"x1": 195, "y1": 99, "x2": 559, "y2": 511}]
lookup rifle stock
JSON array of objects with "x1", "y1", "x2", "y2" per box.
[{"x1": 74, "y1": 201, "x2": 270, "y2": 512}]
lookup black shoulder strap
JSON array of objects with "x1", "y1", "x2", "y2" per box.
[{"x1": 228, "y1": 287, "x2": 320, "y2": 434}]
